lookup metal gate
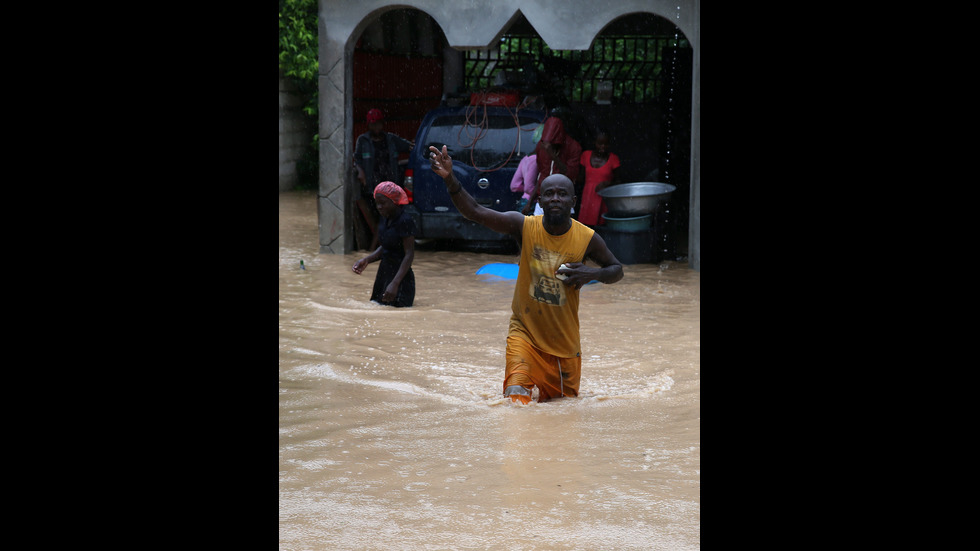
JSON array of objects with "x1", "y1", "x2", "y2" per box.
[{"x1": 464, "y1": 33, "x2": 690, "y2": 104}]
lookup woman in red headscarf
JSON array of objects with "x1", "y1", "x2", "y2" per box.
[
  {"x1": 353, "y1": 108, "x2": 415, "y2": 250},
  {"x1": 351, "y1": 182, "x2": 417, "y2": 307}
]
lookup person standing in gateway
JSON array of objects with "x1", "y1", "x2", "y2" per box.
[
  {"x1": 428, "y1": 145, "x2": 624, "y2": 404},
  {"x1": 353, "y1": 108, "x2": 414, "y2": 249},
  {"x1": 354, "y1": 108, "x2": 414, "y2": 193}
]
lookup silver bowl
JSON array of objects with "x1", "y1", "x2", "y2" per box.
[{"x1": 598, "y1": 182, "x2": 676, "y2": 216}]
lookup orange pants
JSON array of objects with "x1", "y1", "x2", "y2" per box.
[{"x1": 504, "y1": 335, "x2": 581, "y2": 402}]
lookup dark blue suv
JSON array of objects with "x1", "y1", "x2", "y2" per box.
[{"x1": 404, "y1": 106, "x2": 545, "y2": 244}]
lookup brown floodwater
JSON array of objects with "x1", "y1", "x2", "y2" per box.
[{"x1": 279, "y1": 190, "x2": 700, "y2": 550}]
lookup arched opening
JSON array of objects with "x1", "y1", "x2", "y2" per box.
[
  {"x1": 588, "y1": 12, "x2": 693, "y2": 261},
  {"x1": 349, "y1": 7, "x2": 449, "y2": 250},
  {"x1": 457, "y1": 11, "x2": 693, "y2": 261}
]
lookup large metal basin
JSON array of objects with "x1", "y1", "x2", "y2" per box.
[{"x1": 598, "y1": 182, "x2": 676, "y2": 216}]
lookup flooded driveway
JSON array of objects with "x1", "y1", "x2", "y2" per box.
[{"x1": 279, "y1": 190, "x2": 700, "y2": 549}]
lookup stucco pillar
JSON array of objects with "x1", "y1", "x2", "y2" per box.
[
  {"x1": 443, "y1": 46, "x2": 463, "y2": 95},
  {"x1": 317, "y1": 24, "x2": 351, "y2": 253}
]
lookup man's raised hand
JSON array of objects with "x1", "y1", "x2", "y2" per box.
[{"x1": 428, "y1": 145, "x2": 453, "y2": 179}]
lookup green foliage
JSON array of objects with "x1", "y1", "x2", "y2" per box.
[
  {"x1": 280, "y1": 0, "x2": 319, "y2": 188},
  {"x1": 279, "y1": 0, "x2": 319, "y2": 117},
  {"x1": 279, "y1": 0, "x2": 318, "y2": 80}
]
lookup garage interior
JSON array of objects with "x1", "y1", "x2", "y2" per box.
[{"x1": 351, "y1": 9, "x2": 693, "y2": 262}]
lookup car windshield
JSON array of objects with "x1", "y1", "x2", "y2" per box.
[{"x1": 424, "y1": 114, "x2": 541, "y2": 170}]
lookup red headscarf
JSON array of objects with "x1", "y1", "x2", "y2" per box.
[
  {"x1": 366, "y1": 109, "x2": 384, "y2": 123},
  {"x1": 374, "y1": 181, "x2": 409, "y2": 205}
]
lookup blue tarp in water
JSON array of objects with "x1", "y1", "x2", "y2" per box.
[
  {"x1": 475, "y1": 263, "x2": 519, "y2": 279},
  {"x1": 476, "y1": 263, "x2": 597, "y2": 285}
]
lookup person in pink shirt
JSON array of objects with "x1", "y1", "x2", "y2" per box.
[
  {"x1": 577, "y1": 129, "x2": 620, "y2": 226},
  {"x1": 510, "y1": 154, "x2": 538, "y2": 213}
]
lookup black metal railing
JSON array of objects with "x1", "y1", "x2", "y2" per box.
[{"x1": 464, "y1": 34, "x2": 690, "y2": 104}]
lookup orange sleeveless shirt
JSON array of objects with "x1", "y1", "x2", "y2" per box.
[{"x1": 508, "y1": 215, "x2": 595, "y2": 358}]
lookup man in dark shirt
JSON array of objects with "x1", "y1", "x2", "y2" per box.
[
  {"x1": 353, "y1": 108, "x2": 414, "y2": 249},
  {"x1": 354, "y1": 108, "x2": 414, "y2": 196}
]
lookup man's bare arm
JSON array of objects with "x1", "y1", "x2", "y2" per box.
[
  {"x1": 557, "y1": 233, "x2": 624, "y2": 289},
  {"x1": 585, "y1": 232, "x2": 624, "y2": 283},
  {"x1": 429, "y1": 145, "x2": 524, "y2": 239}
]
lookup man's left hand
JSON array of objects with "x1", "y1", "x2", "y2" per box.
[{"x1": 556, "y1": 262, "x2": 595, "y2": 289}]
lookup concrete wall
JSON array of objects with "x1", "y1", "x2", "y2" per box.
[
  {"x1": 279, "y1": 71, "x2": 315, "y2": 191},
  {"x1": 689, "y1": 17, "x2": 700, "y2": 272},
  {"x1": 316, "y1": 0, "x2": 700, "y2": 269}
]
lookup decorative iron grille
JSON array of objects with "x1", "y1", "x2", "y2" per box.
[{"x1": 464, "y1": 35, "x2": 690, "y2": 104}]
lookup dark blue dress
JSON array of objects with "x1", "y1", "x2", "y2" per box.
[{"x1": 371, "y1": 209, "x2": 417, "y2": 307}]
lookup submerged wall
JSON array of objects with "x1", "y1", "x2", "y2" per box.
[{"x1": 279, "y1": 70, "x2": 315, "y2": 191}]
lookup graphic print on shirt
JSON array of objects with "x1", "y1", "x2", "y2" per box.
[{"x1": 528, "y1": 245, "x2": 570, "y2": 306}]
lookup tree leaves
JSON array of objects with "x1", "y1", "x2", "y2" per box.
[{"x1": 278, "y1": 0, "x2": 318, "y2": 83}]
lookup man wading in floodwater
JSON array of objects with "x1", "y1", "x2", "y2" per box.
[{"x1": 429, "y1": 145, "x2": 624, "y2": 404}]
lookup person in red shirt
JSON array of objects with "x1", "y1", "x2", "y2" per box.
[
  {"x1": 523, "y1": 116, "x2": 582, "y2": 214},
  {"x1": 577, "y1": 129, "x2": 621, "y2": 226}
]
